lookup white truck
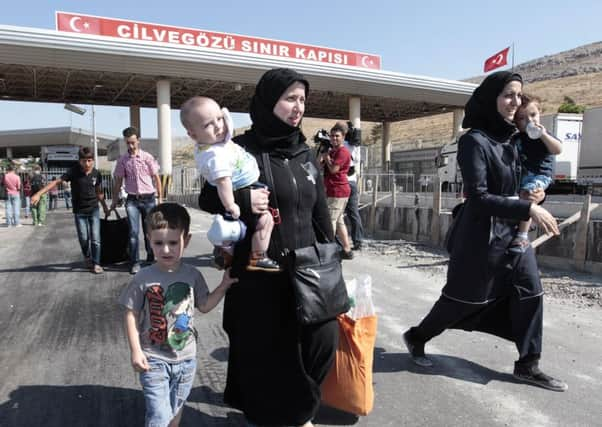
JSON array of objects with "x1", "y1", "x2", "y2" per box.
[
  {"x1": 435, "y1": 140, "x2": 461, "y2": 192},
  {"x1": 539, "y1": 113, "x2": 583, "y2": 193},
  {"x1": 578, "y1": 106, "x2": 602, "y2": 194},
  {"x1": 436, "y1": 113, "x2": 585, "y2": 194}
]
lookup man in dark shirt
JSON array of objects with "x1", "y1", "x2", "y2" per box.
[{"x1": 31, "y1": 147, "x2": 109, "y2": 273}]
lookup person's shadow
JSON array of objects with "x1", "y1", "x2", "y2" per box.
[
  {"x1": 372, "y1": 346, "x2": 518, "y2": 385},
  {"x1": 0, "y1": 384, "x2": 246, "y2": 427}
]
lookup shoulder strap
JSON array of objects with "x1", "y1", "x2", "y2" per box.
[{"x1": 261, "y1": 153, "x2": 287, "y2": 254}]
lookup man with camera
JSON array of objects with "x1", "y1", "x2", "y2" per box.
[{"x1": 319, "y1": 121, "x2": 354, "y2": 260}]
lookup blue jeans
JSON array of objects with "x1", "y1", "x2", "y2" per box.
[
  {"x1": 24, "y1": 196, "x2": 30, "y2": 218},
  {"x1": 73, "y1": 208, "x2": 101, "y2": 266},
  {"x1": 139, "y1": 357, "x2": 196, "y2": 427},
  {"x1": 125, "y1": 195, "x2": 156, "y2": 264},
  {"x1": 521, "y1": 172, "x2": 552, "y2": 192},
  {"x1": 5, "y1": 194, "x2": 21, "y2": 226},
  {"x1": 64, "y1": 190, "x2": 72, "y2": 209}
]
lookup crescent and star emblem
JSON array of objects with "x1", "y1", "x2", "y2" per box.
[{"x1": 69, "y1": 16, "x2": 92, "y2": 33}]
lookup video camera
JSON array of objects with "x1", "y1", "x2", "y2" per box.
[{"x1": 313, "y1": 129, "x2": 331, "y2": 154}]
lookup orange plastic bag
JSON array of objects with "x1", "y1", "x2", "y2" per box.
[{"x1": 321, "y1": 314, "x2": 378, "y2": 416}]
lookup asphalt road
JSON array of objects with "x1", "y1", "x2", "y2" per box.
[{"x1": 0, "y1": 208, "x2": 600, "y2": 427}]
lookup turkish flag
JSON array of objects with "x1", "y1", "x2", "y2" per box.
[
  {"x1": 483, "y1": 47, "x2": 510, "y2": 73},
  {"x1": 56, "y1": 13, "x2": 102, "y2": 35}
]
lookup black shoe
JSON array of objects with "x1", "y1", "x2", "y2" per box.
[
  {"x1": 403, "y1": 330, "x2": 433, "y2": 367},
  {"x1": 352, "y1": 243, "x2": 363, "y2": 251},
  {"x1": 212, "y1": 247, "x2": 233, "y2": 270},
  {"x1": 513, "y1": 365, "x2": 568, "y2": 392},
  {"x1": 341, "y1": 250, "x2": 354, "y2": 260}
]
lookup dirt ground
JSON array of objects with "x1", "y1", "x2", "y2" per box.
[{"x1": 361, "y1": 239, "x2": 602, "y2": 309}]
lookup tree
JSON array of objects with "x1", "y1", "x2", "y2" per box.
[{"x1": 558, "y1": 96, "x2": 585, "y2": 114}]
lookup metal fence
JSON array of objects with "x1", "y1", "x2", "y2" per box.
[{"x1": 359, "y1": 172, "x2": 436, "y2": 194}]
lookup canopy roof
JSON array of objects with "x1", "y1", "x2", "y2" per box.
[{"x1": 0, "y1": 25, "x2": 476, "y2": 122}]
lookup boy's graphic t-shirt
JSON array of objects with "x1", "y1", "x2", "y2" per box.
[{"x1": 118, "y1": 263, "x2": 209, "y2": 362}]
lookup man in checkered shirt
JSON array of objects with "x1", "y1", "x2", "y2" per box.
[{"x1": 111, "y1": 127, "x2": 163, "y2": 274}]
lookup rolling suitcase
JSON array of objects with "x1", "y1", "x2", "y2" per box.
[{"x1": 100, "y1": 208, "x2": 129, "y2": 265}]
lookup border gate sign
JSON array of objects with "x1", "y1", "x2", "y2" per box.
[{"x1": 56, "y1": 12, "x2": 381, "y2": 70}]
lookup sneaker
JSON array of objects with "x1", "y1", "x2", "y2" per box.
[
  {"x1": 92, "y1": 264, "x2": 104, "y2": 274},
  {"x1": 352, "y1": 243, "x2": 363, "y2": 251},
  {"x1": 341, "y1": 250, "x2": 354, "y2": 260},
  {"x1": 513, "y1": 365, "x2": 568, "y2": 392},
  {"x1": 15, "y1": 224, "x2": 23, "y2": 228},
  {"x1": 403, "y1": 330, "x2": 433, "y2": 367},
  {"x1": 246, "y1": 256, "x2": 282, "y2": 273},
  {"x1": 130, "y1": 263, "x2": 141, "y2": 275},
  {"x1": 508, "y1": 236, "x2": 530, "y2": 254}
]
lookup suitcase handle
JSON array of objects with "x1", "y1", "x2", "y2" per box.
[{"x1": 105, "y1": 208, "x2": 122, "y2": 220}]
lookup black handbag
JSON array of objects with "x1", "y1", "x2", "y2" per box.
[
  {"x1": 100, "y1": 208, "x2": 130, "y2": 265},
  {"x1": 261, "y1": 153, "x2": 350, "y2": 325}
]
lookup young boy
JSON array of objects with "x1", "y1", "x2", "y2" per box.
[
  {"x1": 119, "y1": 203, "x2": 236, "y2": 427},
  {"x1": 510, "y1": 94, "x2": 563, "y2": 253},
  {"x1": 179, "y1": 96, "x2": 281, "y2": 272},
  {"x1": 31, "y1": 147, "x2": 109, "y2": 273}
]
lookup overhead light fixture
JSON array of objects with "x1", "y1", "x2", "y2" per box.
[{"x1": 64, "y1": 103, "x2": 86, "y2": 115}]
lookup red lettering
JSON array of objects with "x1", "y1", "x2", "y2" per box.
[{"x1": 145, "y1": 285, "x2": 167, "y2": 345}]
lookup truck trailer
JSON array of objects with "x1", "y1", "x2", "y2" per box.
[{"x1": 578, "y1": 106, "x2": 602, "y2": 195}]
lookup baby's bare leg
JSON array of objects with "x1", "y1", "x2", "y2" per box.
[{"x1": 251, "y1": 212, "x2": 274, "y2": 253}]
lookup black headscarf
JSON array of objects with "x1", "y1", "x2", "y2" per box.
[
  {"x1": 462, "y1": 71, "x2": 523, "y2": 141},
  {"x1": 248, "y1": 68, "x2": 309, "y2": 151}
]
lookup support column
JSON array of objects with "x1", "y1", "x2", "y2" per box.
[
  {"x1": 129, "y1": 105, "x2": 141, "y2": 135},
  {"x1": 157, "y1": 80, "x2": 172, "y2": 198},
  {"x1": 6, "y1": 147, "x2": 13, "y2": 159},
  {"x1": 349, "y1": 96, "x2": 361, "y2": 130},
  {"x1": 382, "y1": 121, "x2": 391, "y2": 172}
]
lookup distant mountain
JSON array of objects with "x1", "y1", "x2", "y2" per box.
[{"x1": 466, "y1": 41, "x2": 602, "y2": 84}]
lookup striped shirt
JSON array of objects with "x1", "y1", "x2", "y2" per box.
[{"x1": 114, "y1": 149, "x2": 160, "y2": 195}]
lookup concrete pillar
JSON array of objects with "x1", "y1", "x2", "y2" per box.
[
  {"x1": 129, "y1": 105, "x2": 141, "y2": 135},
  {"x1": 156, "y1": 80, "x2": 172, "y2": 176},
  {"x1": 382, "y1": 121, "x2": 391, "y2": 172},
  {"x1": 452, "y1": 108, "x2": 464, "y2": 140},
  {"x1": 349, "y1": 96, "x2": 361, "y2": 130},
  {"x1": 6, "y1": 147, "x2": 13, "y2": 159}
]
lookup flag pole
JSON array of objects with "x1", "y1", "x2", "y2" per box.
[{"x1": 511, "y1": 42, "x2": 515, "y2": 71}]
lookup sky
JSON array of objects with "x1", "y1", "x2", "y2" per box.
[{"x1": 1, "y1": 0, "x2": 600, "y2": 138}]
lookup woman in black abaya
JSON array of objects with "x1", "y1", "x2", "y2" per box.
[
  {"x1": 403, "y1": 71, "x2": 567, "y2": 392},
  {"x1": 199, "y1": 68, "x2": 337, "y2": 426}
]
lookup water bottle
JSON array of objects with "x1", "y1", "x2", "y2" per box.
[{"x1": 526, "y1": 122, "x2": 543, "y2": 139}]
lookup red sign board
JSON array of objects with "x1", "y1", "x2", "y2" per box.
[{"x1": 56, "y1": 12, "x2": 381, "y2": 70}]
